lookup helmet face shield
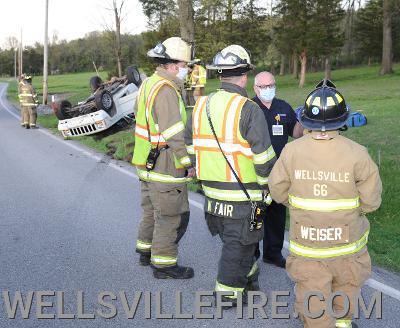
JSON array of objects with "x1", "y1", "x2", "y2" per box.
[
  {"x1": 152, "y1": 43, "x2": 169, "y2": 58},
  {"x1": 213, "y1": 52, "x2": 247, "y2": 67}
]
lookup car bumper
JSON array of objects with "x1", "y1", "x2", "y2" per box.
[{"x1": 58, "y1": 110, "x2": 112, "y2": 137}]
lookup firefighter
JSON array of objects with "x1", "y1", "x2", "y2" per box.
[
  {"x1": 184, "y1": 63, "x2": 195, "y2": 109},
  {"x1": 18, "y1": 74, "x2": 39, "y2": 128},
  {"x1": 132, "y1": 37, "x2": 196, "y2": 279},
  {"x1": 185, "y1": 45, "x2": 276, "y2": 304},
  {"x1": 190, "y1": 59, "x2": 207, "y2": 101},
  {"x1": 269, "y1": 80, "x2": 382, "y2": 328}
]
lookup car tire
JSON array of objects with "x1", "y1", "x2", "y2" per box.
[
  {"x1": 55, "y1": 100, "x2": 73, "y2": 120},
  {"x1": 126, "y1": 66, "x2": 142, "y2": 87},
  {"x1": 95, "y1": 90, "x2": 114, "y2": 114},
  {"x1": 90, "y1": 76, "x2": 103, "y2": 93}
]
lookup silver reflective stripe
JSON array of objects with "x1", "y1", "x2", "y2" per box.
[
  {"x1": 289, "y1": 194, "x2": 360, "y2": 211},
  {"x1": 289, "y1": 230, "x2": 369, "y2": 259}
]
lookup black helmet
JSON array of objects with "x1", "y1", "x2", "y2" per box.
[{"x1": 299, "y1": 79, "x2": 350, "y2": 131}]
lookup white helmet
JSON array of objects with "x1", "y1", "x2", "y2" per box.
[
  {"x1": 147, "y1": 37, "x2": 192, "y2": 63},
  {"x1": 207, "y1": 45, "x2": 254, "y2": 73}
]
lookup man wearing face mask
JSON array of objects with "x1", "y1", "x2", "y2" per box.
[
  {"x1": 253, "y1": 71, "x2": 303, "y2": 269},
  {"x1": 132, "y1": 37, "x2": 196, "y2": 279}
]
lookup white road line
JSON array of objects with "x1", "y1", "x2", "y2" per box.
[{"x1": 1, "y1": 84, "x2": 399, "y2": 302}]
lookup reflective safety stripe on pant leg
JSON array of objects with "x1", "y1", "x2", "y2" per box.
[
  {"x1": 246, "y1": 261, "x2": 258, "y2": 278},
  {"x1": 136, "y1": 240, "x2": 152, "y2": 252},
  {"x1": 215, "y1": 281, "x2": 244, "y2": 299},
  {"x1": 336, "y1": 319, "x2": 352, "y2": 327},
  {"x1": 151, "y1": 255, "x2": 177, "y2": 267}
]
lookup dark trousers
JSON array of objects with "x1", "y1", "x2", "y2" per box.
[
  {"x1": 205, "y1": 213, "x2": 259, "y2": 294},
  {"x1": 262, "y1": 201, "x2": 286, "y2": 260}
]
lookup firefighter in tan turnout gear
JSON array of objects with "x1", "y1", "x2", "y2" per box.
[
  {"x1": 18, "y1": 74, "x2": 39, "y2": 128},
  {"x1": 185, "y1": 45, "x2": 276, "y2": 304},
  {"x1": 132, "y1": 37, "x2": 196, "y2": 279},
  {"x1": 269, "y1": 80, "x2": 382, "y2": 328}
]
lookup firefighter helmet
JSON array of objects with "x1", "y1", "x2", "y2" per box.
[
  {"x1": 299, "y1": 79, "x2": 350, "y2": 131},
  {"x1": 207, "y1": 45, "x2": 254, "y2": 76},
  {"x1": 147, "y1": 37, "x2": 192, "y2": 63}
]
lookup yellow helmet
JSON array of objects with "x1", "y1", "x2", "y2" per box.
[{"x1": 147, "y1": 37, "x2": 192, "y2": 63}]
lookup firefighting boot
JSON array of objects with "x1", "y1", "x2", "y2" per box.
[
  {"x1": 139, "y1": 254, "x2": 151, "y2": 266},
  {"x1": 152, "y1": 265, "x2": 194, "y2": 279}
]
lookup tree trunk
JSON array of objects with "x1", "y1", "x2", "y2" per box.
[
  {"x1": 292, "y1": 52, "x2": 298, "y2": 79},
  {"x1": 324, "y1": 56, "x2": 331, "y2": 80},
  {"x1": 178, "y1": 0, "x2": 195, "y2": 43},
  {"x1": 380, "y1": 0, "x2": 393, "y2": 75},
  {"x1": 279, "y1": 54, "x2": 285, "y2": 76},
  {"x1": 299, "y1": 50, "x2": 307, "y2": 88},
  {"x1": 368, "y1": 56, "x2": 371, "y2": 66}
]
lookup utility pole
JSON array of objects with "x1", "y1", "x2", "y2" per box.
[
  {"x1": 14, "y1": 49, "x2": 17, "y2": 80},
  {"x1": 43, "y1": 0, "x2": 49, "y2": 104},
  {"x1": 19, "y1": 29, "x2": 23, "y2": 76}
]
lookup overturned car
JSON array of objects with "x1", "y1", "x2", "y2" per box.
[{"x1": 56, "y1": 66, "x2": 143, "y2": 138}]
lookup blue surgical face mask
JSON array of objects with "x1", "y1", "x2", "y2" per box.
[{"x1": 259, "y1": 87, "x2": 276, "y2": 102}]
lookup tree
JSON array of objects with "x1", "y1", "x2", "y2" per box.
[
  {"x1": 274, "y1": 0, "x2": 313, "y2": 87},
  {"x1": 178, "y1": 0, "x2": 195, "y2": 42},
  {"x1": 380, "y1": 0, "x2": 393, "y2": 74},
  {"x1": 354, "y1": 0, "x2": 383, "y2": 65},
  {"x1": 310, "y1": 0, "x2": 345, "y2": 80}
]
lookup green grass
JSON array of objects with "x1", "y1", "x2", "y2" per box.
[{"x1": 4, "y1": 65, "x2": 400, "y2": 272}]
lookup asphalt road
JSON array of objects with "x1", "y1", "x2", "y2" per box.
[{"x1": 0, "y1": 83, "x2": 399, "y2": 327}]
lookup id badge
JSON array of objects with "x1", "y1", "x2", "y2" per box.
[{"x1": 272, "y1": 124, "x2": 283, "y2": 136}]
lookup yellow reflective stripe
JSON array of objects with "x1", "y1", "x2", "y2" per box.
[
  {"x1": 264, "y1": 194, "x2": 272, "y2": 205},
  {"x1": 288, "y1": 194, "x2": 360, "y2": 212},
  {"x1": 18, "y1": 93, "x2": 33, "y2": 97},
  {"x1": 202, "y1": 185, "x2": 262, "y2": 201},
  {"x1": 151, "y1": 255, "x2": 177, "y2": 266},
  {"x1": 335, "y1": 319, "x2": 352, "y2": 328},
  {"x1": 256, "y1": 175, "x2": 268, "y2": 185},
  {"x1": 247, "y1": 262, "x2": 258, "y2": 278},
  {"x1": 193, "y1": 96, "x2": 207, "y2": 135},
  {"x1": 136, "y1": 240, "x2": 152, "y2": 250},
  {"x1": 21, "y1": 103, "x2": 37, "y2": 106},
  {"x1": 186, "y1": 144, "x2": 195, "y2": 155},
  {"x1": 289, "y1": 230, "x2": 369, "y2": 259},
  {"x1": 193, "y1": 138, "x2": 253, "y2": 156},
  {"x1": 215, "y1": 281, "x2": 244, "y2": 298},
  {"x1": 137, "y1": 169, "x2": 191, "y2": 183},
  {"x1": 253, "y1": 146, "x2": 276, "y2": 165},
  {"x1": 179, "y1": 155, "x2": 191, "y2": 166},
  {"x1": 162, "y1": 121, "x2": 185, "y2": 140},
  {"x1": 135, "y1": 125, "x2": 166, "y2": 143}
]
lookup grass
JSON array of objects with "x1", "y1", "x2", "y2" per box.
[{"x1": 3, "y1": 64, "x2": 400, "y2": 272}]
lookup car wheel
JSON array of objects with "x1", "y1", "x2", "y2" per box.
[
  {"x1": 90, "y1": 76, "x2": 103, "y2": 93},
  {"x1": 126, "y1": 66, "x2": 142, "y2": 87},
  {"x1": 95, "y1": 90, "x2": 114, "y2": 114},
  {"x1": 55, "y1": 100, "x2": 73, "y2": 120}
]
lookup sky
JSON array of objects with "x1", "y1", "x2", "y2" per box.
[{"x1": 0, "y1": 0, "x2": 148, "y2": 48}]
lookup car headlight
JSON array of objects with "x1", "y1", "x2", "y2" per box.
[
  {"x1": 62, "y1": 129, "x2": 71, "y2": 137},
  {"x1": 95, "y1": 120, "x2": 106, "y2": 129}
]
